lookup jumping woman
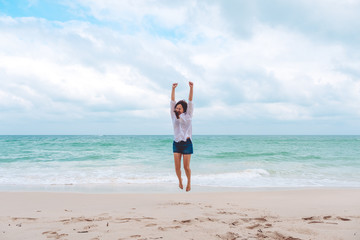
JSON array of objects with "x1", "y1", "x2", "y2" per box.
[{"x1": 170, "y1": 81, "x2": 194, "y2": 192}]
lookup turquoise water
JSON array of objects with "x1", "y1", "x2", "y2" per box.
[{"x1": 0, "y1": 135, "x2": 359, "y2": 192}]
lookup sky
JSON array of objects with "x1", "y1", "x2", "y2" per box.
[{"x1": 0, "y1": 0, "x2": 360, "y2": 135}]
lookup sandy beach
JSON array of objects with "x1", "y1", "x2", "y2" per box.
[{"x1": 1, "y1": 189, "x2": 359, "y2": 240}]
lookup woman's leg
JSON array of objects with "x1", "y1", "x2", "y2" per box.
[
  {"x1": 183, "y1": 154, "x2": 191, "y2": 192},
  {"x1": 174, "y1": 153, "x2": 183, "y2": 189}
]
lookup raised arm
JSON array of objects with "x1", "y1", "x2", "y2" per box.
[
  {"x1": 171, "y1": 83, "x2": 178, "y2": 101},
  {"x1": 188, "y1": 81, "x2": 194, "y2": 101}
]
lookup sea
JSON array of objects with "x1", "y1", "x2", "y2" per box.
[{"x1": 0, "y1": 135, "x2": 359, "y2": 193}]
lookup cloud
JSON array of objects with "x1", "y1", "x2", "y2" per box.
[
  {"x1": 0, "y1": 17, "x2": 168, "y2": 112},
  {"x1": 219, "y1": 0, "x2": 360, "y2": 44},
  {"x1": 0, "y1": 0, "x2": 359, "y2": 134}
]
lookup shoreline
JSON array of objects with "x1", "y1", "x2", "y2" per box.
[
  {"x1": 1, "y1": 189, "x2": 359, "y2": 239},
  {"x1": 1, "y1": 183, "x2": 360, "y2": 194}
]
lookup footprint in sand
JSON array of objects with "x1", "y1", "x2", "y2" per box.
[
  {"x1": 230, "y1": 220, "x2": 241, "y2": 226},
  {"x1": 145, "y1": 223, "x2": 157, "y2": 227},
  {"x1": 158, "y1": 225, "x2": 181, "y2": 231},
  {"x1": 254, "y1": 217, "x2": 267, "y2": 222},
  {"x1": 302, "y1": 216, "x2": 324, "y2": 224},
  {"x1": 271, "y1": 231, "x2": 302, "y2": 240},
  {"x1": 217, "y1": 210, "x2": 237, "y2": 215},
  {"x1": 242, "y1": 217, "x2": 269, "y2": 230},
  {"x1": 59, "y1": 217, "x2": 97, "y2": 225},
  {"x1": 12, "y1": 217, "x2": 37, "y2": 221},
  {"x1": 129, "y1": 235, "x2": 148, "y2": 240},
  {"x1": 173, "y1": 219, "x2": 191, "y2": 224},
  {"x1": 83, "y1": 224, "x2": 98, "y2": 230},
  {"x1": 302, "y1": 215, "x2": 351, "y2": 224},
  {"x1": 195, "y1": 217, "x2": 219, "y2": 223},
  {"x1": 246, "y1": 223, "x2": 261, "y2": 230},
  {"x1": 248, "y1": 230, "x2": 302, "y2": 240},
  {"x1": 241, "y1": 217, "x2": 267, "y2": 223},
  {"x1": 171, "y1": 202, "x2": 191, "y2": 206},
  {"x1": 42, "y1": 231, "x2": 68, "y2": 239},
  {"x1": 216, "y1": 231, "x2": 240, "y2": 240},
  {"x1": 114, "y1": 217, "x2": 155, "y2": 223},
  {"x1": 265, "y1": 223, "x2": 272, "y2": 228}
]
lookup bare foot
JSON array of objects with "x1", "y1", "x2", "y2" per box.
[
  {"x1": 186, "y1": 183, "x2": 191, "y2": 192},
  {"x1": 179, "y1": 179, "x2": 183, "y2": 189}
]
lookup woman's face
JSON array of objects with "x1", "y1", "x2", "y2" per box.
[{"x1": 175, "y1": 104, "x2": 184, "y2": 115}]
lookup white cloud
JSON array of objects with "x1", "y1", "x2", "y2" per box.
[
  {"x1": 0, "y1": 17, "x2": 169, "y2": 117},
  {"x1": 74, "y1": 0, "x2": 189, "y2": 29},
  {"x1": 0, "y1": 1, "x2": 360, "y2": 134}
]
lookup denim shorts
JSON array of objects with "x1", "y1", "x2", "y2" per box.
[{"x1": 173, "y1": 138, "x2": 193, "y2": 154}]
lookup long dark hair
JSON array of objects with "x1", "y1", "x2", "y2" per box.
[{"x1": 174, "y1": 100, "x2": 188, "y2": 119}]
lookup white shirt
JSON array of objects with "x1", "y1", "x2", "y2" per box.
[{"x1": 170, "y1": 100, "x2": 194, "y2": 142}]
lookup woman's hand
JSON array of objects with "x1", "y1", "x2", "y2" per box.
[
  {"x1": 188, "y1": 81, "x2": 193, "y2": 101},
  {"x1": 171, "y1": 83, "x2": 177, "y2": 101}
]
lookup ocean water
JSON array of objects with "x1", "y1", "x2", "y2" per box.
[{"x1": 0, "y1": 135, "x2": 359, "y2": 192}]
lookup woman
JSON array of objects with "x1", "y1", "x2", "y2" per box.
[{"x1": 170, "y1": 81, "x2": 194, "y2": 192}]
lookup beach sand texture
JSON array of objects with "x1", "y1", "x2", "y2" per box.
[{"x1": 1, "y1": 189, "x2": 359, "y2": 240}]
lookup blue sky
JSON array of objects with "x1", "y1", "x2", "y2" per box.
[{"x1": 1, "y1": 0, "x2": 360, "y2": 135}]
